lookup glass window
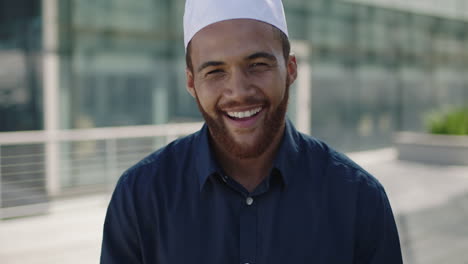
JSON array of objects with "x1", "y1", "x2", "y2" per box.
[{"x1": 0, "y1": 0, "x2": 42, "y2": 132}]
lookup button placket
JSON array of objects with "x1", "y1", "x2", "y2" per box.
[{"x1": 239, "y1": 195, "x2": 257, "y2": 264}]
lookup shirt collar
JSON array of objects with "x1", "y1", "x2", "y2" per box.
[
  {"x1": 194, "y1": 124, "x2": 223, "y2": 191},
  {"x1": 271, "y1": 118, "x2": 301, "y2": 186},
  {"x1": 194, "y1": 119, "x2": 301, "y2": 190}
]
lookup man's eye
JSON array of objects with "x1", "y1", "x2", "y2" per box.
[
  {"x1": 207, "y1": 69, "x2": 223, "y2": 75},
  {"x1": 251, "y1": 62, "x2": 268, "y2": 68}
]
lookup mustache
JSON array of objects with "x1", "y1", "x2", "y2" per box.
[{"x1": 217, "y1": 97, "x2": 269, "y2": 110}]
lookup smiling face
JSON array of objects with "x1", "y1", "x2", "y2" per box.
[{"x1": 186, "y1": 19, "x2": 297, "y2": 159}]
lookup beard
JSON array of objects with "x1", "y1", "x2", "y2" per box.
[{"x1": 195, "y1": 82, "x2": 290, "y2": 160}]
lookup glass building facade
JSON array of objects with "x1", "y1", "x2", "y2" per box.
[
  {"x1": 1, "y1": 0, "x2": 468, "y2": 152},
  {"x1": 0, "y1": 0, "x2": 43, "y2": 131},
  {"x1": 288, "y1": 0, "x2": 468, "y2": 151}
]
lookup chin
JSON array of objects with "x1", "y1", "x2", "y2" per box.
[{"x1": 195, "y1": 83, "x2": 290, "y2": 160}]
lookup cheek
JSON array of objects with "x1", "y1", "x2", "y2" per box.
[
  {"x1": 254, "y1": 71, "x2": 286, "y2": 93},
  {"x1": 194, "y1": 86, "x2": 219, "y2": 112},
  {"x1": 263, "y1": 80, "x2": 286, "y2": 101}
]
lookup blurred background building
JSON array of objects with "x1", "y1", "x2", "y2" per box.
[{"x1": 0, "y1": 0, "x2": 467, "y2": 213}]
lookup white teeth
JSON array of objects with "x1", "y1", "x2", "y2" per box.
[{"x1": 227, "y1": 107, "x2": 262, "y2": 119}]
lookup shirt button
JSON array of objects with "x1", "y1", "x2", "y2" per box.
[{"x1": 246, "y1": 197, "x2": 254, "y2": 206}]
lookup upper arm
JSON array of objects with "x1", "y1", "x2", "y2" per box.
[
  {"x1": 354, "y1": 178, "x2": 403, "y2": 264},
  {"x1": 100, "y1": 175, "x2": 143, "y2": 263}
]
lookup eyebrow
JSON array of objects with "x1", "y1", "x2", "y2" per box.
[
  {"x1": 197, "y1": 61, "x2": 225, "y2": 73},
  {"x1": 246, "y1": 52, "x2": 277, "y2": 62}
]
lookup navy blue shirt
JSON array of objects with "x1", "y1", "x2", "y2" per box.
[{"x1": 101, "y1": 120, "x2": 402, "y2": 263}]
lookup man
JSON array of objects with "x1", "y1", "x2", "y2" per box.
[{"x1": 101, "y1": 0, "x2": 403, "y2": 263}]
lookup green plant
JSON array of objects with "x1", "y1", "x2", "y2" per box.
[{"x1": 425, "y1": 107, "x2": 468, "y2": 135}]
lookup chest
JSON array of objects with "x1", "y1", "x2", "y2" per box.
[{"x1": 136, "y1": 185, "x2": 358, "y2": 264}]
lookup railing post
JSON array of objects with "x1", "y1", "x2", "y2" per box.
[
  {"x1": 0, "y1": 146, "x2": 3, "y2": 218},
  {"x1": 106, "y1": 139, "x2": 118, "y2": 189},
  {"x1": 45, "y1": 139, "x2": 60, "y2": 197},
  {"x1": 292, "y1": 41, "x2": 312, "y2": 135},
  {"x1": 43, "y1": 0, "x2": 60, "y2": 197}
]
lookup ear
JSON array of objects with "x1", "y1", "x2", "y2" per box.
[
  {"x1": 286, "y1": 54, "x2": 298, "y2": 86},
  {"x1": 185, "y1": 68, "x2": 196, "y2": 98}
]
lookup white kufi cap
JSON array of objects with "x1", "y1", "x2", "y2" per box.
[{"x1": 183, "y1": 0, "x2": 288, "y2": 50}]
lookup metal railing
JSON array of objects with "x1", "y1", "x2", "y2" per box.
[{"x1": 0, "y1": 122, "x2": 203, "y2": 219}]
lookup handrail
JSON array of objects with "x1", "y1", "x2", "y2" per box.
[{"x1": 0, "y1": 122, "x2": 204, "y2": 145}]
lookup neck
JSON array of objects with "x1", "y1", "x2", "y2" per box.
[{"x1": 211, "y1": 123, "x2": 286, "y2": 193}]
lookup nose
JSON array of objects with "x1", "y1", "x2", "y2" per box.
[{"x1": 223, "y1": 68, "x2": 256, "y2": 100}]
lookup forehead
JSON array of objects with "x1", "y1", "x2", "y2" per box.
[{"x1": 189, "y1": 19, "x2": 282, "y2": 64}]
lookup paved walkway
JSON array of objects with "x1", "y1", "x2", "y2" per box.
[
  {"x1": 0, "y1": 194, "x2": 110, "y2": 264},
  {"x1": 350, "y1": 149, "x2": 468, "y2": 264},
  {"x1": 1, "y1": 148, "x2": 468, "y2": 264}
]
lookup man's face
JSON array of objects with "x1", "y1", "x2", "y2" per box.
[{"x1": 186, "y1": 19, "x2": 297, "y2": 159}]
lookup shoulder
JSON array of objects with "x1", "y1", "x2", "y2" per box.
[
  {"x1": 298, "y1": 132, "x2": 385, "y2": 194},
  {"x1": 298, "y1": 134, "x2": 392, "y2": 223},
  {"x1": 117, "y1": 132, "x2": 197, "y2": 189}
]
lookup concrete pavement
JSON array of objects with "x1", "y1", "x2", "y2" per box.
[{"x1": 349, "y1": 148, "x2": 468, "y2": 264}]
